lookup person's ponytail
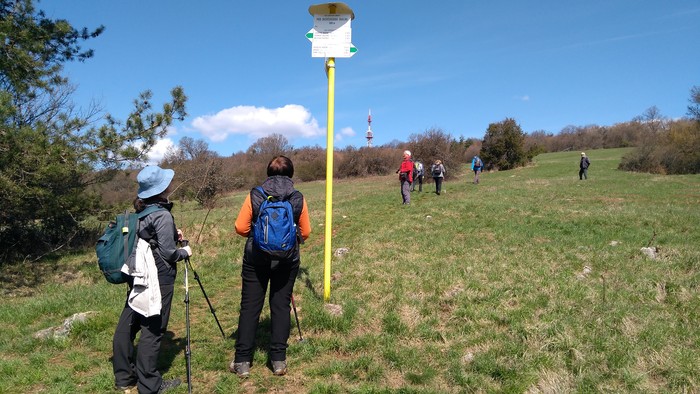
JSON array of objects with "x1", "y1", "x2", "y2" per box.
[{"x1": 133, "y1": 198, "x2": 146, "y2": 213}]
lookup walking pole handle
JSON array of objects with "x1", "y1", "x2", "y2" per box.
[{"x1": 181, "y1": 239, "x2": 189, "y2": 247}]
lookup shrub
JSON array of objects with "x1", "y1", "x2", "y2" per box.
[
  {"x1": 618, "y1": 119, "x2": 700, "y2": 174},
  {"x1": 481, "y1": 118, "x2": 528, "y2": 170},
  {"x1": 408, "y1": 128, "x2": 467, "y2": 179}
]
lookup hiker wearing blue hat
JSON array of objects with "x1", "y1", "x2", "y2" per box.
[
  {"x1": 137, "y1": 165, "x2": 176, "y2": 199},
  {"x1": 112, "y1": 165, "x2": 192, "y2": 394}
]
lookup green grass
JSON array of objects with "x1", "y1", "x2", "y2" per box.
[{"x1": 1, "y1": 148, "x2": 699, "y2": 393}]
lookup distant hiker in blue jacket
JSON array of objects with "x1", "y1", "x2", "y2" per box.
[{"x1": 471, "y1": 155, "x2": 484, "y2": 184}]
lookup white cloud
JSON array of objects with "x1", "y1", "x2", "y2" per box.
[
  {"x1": 519, "y1": 95, "x2": 530, "y2": 101},
  {"x1": 142, "y1": 126, "x2": 179, "y2": 165},
  {"x1": 191, "y1": 104, "x2": 324, "y2": 142},
  {"x1": 146, "y1": 138, "x2": 176, "y2": 165},
  {"x1": 340, "y1": 127, "x2": 355, "y2": 136},
  {"x1": 127, "y1": 126, "x2": 177, "y2": 166},
  {"x1": 335, "y1": 126, "x2": 355, "y2": 141}
]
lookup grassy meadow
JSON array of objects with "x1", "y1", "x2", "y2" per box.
[{"x1": 1, "y1": 148, "x2": 699, "y2": 393}]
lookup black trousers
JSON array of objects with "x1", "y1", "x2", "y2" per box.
[
  {"x1": 411, "y1": 175, "x2": 423, "y2": 191},
  {"x1": 113, "y1": 283, "x2": 174, "y2": 394},
  {"x1": 434, "y1": 177, "x2": 443, "y2": 194},
  {"x1": 579, "y1": 168, "x2": 588, "y2": 179},
  {"x1": 234, "y1": 258, "x2": 299, "y2": 363}
]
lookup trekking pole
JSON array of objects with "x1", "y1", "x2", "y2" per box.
[
  {"x1": 189, "y1": 207, "x2": 227, "y2": 338},
  {"x1": 181, "y1": 240, "x2": 193, "y2": 394},
  {"x1": 290, "y1": 294, "x2": 304, "y2": 342},
  {"x1": 187, "y1": 258, "x2": 226, "y2": 338}
]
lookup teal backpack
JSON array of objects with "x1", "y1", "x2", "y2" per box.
[{"x1": 95, "y1": 206, "x2": 163, "y2": 284}]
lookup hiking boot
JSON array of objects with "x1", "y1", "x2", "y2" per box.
[
  {"x1": 229, "y1": 360, "x2": 251, "y2": 378},
  {"x1": 116, "y1": 385, "x2": 137, "y2": 394},
  {"x1": 272, "y1": 360, "x2": 287, "y2": 376},
  {"x1": 158, "y1": 378, "x2": 181, "y2": 393}
]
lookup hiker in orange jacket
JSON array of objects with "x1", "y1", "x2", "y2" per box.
[{"x1": 229, "y1": 155, "x2": 311, "y2": 378}]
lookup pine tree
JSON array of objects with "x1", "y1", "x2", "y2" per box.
[
  {"x1": 481, "y1": 118, "x2": 527, "y2": 171},
  {"x1": 0, "y1": 0, "x2": 187, "y2": 262}
]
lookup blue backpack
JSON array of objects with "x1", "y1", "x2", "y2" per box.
[
  {"x1": 252, "y1": 187, "x2": 298, "y2": 259},
  {"x1": 95, "y1": 205, "x2": 163, "y2": 284}
]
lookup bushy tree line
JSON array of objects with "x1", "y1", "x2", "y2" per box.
[
  {"x1": 96, "y1": 131, "x2": 471, "y2": 210},
  {"x1": 408, "y1": 128, "x2": 470, "y2": 178},
  {"x1": 523, "y1": 119, "x2": 656, "y2": 154},
  {"x1": 618, "y1": 87, "x2": 700, "y2": 174},
  {"x1": 517, "y1": 88, "x2": 700, "y2": 175},
  {"x1": 101, "y1": 95, "x2": 700, "y2": 215}
]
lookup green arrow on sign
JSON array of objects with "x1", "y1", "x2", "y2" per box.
[
  {"x1": 306, "y1": 32, "x2": 313, "y2": 39},
  {"x1": 350, "y1": 46, "x2": 357, "y2": 53}
]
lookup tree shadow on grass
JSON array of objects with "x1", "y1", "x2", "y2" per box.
[{"x1": 0, "y1": 257, "x2": 95, "y2": 297}]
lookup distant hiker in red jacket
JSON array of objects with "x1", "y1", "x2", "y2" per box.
[{"x1": 397, "y1": 150, "x2": 413, "y2": 205}]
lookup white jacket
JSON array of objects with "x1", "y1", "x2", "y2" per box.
[{"x1": 121, "y1": 238, "x2": 161, "y2": 317}]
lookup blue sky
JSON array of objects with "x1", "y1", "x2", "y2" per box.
[{"x1": 41, "y1": 1, "x2": 700, "y2": 161}]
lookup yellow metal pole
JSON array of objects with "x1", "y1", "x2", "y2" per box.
[{"x1": 323, "y1": 57, "x2": 336, "y2": 302}]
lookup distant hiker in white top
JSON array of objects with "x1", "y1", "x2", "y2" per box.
[{"x1": 411, "y1": 160, "x2": 424, "y2": 192}]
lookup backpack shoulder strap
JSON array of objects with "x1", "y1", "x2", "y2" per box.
[
  {"x1": 254, "y1": 186, "x2": 267, "y2": 198},
  {"x1": 122, "y1": 210, "x2": 130, "y2": 267},
  {"x1": 134, "y1": 205, "x2": 166, "y2": 244},
  {"x1": 137, "y1": 205, "x2": 165, "y2": 219},
  {"x1": 288, "y1": 190, "x2": 303, "y2": 222},
  {"x1": 251, "y1": 186, "x2": 270, "y2": 220}
]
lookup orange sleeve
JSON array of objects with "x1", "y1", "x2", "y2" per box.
[
  {"x1": 234, "y1": 194, "x2": 253, "y2": 237},
  {"x1": 236, "y1": 193, "x2": 311, "y2": 240},
  {"x1": 298, "y1": 198, "x2": 311, "y2": 241}
]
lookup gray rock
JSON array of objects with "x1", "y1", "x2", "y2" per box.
[
  {"x1": 640, "y1": 246, "x2": 659, "y2": 260},
  {"x1": 334, "y1": 247, "x2": 350, "y2": 257},
  {"x1": 34, "y1": 311, "x2": 97, "y2": 340}
]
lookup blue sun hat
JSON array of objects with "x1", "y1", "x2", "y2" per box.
[{"x1": 137, "y1": 165, "x2": 175, "y2": 199}]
